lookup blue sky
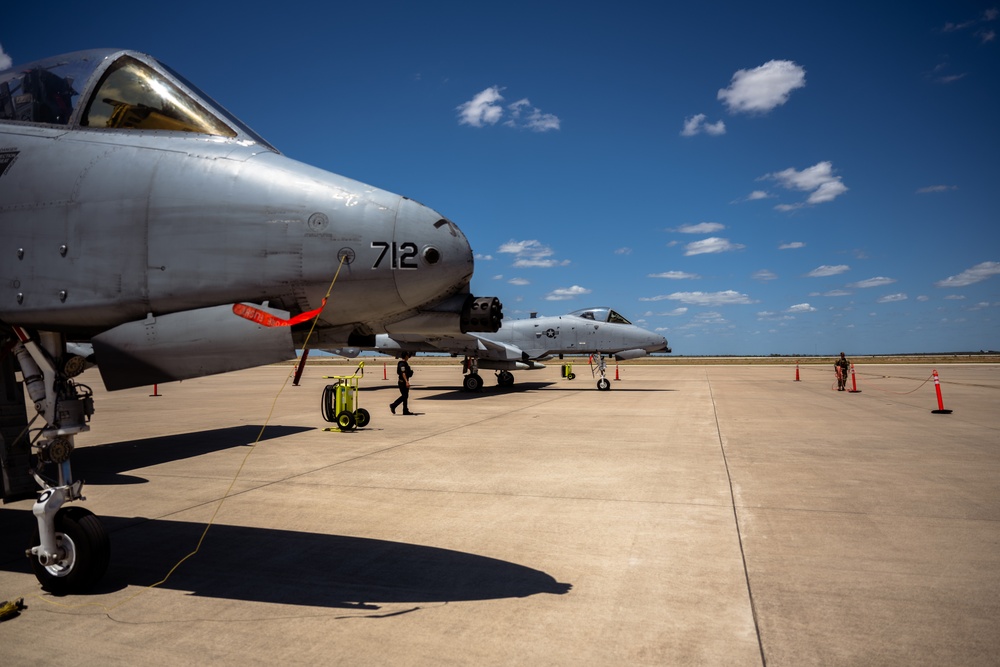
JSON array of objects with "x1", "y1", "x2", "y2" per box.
[{"x1": 2, "y1": 2, "x2": 998, "y2": 355}]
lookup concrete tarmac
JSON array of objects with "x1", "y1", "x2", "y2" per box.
[{"x1": 1, "y1": 362, "x2": 998, "y2": 666}]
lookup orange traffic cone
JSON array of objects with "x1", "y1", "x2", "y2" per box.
[{"x1": 931, "y1": 370, "x2": 953, "y2": 414}]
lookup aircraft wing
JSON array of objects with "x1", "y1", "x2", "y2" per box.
[
  {"x1": 467, "y1": 336, "x2": 526, "y2": 361},
  {"x1": 373, "y1": 332, "x2": 526, "y2": 361}
]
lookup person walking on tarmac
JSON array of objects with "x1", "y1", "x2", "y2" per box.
[
  {"x1": 834, "y1": 352, "x2": 850, "y2": 391},
  {"x1": 390, "y1": 352, "x2": 415, "y2": 415}
]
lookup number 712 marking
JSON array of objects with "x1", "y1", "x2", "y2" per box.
[{"x1": 371, "y1": 241, "x2": 418, "y2": 269}]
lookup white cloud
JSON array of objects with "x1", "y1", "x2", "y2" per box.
[
  {"x1": 945, "y1": 294, "x2": 967, "y2": 300},
  {"x1": 497, "y1": 239, "x2": 569, "y2": 268},
  {"x1": 498, "y1": 240, "x2": 538, "y2": 254},
  {"x1": 877, "y1": 293, "x2": 908, "y2": 303},
  {"x1": 934, "y1": 261, "x2": 1000, "y2": 287},
  {"x1": 807, "y1": 179, "x2": 849, "y2": 204},
  {"x1": 505, "y1": 98, "x2": 561, "y2": 132},
  {"x1": 614, "y1": 247, "x2": 632, "y2": 255},
  {"x1": 0, "y1": 43, "x2": 11, "y2": 70},
  {"x1": 779, "y1": 242, "x2": 805, "y2": 250},
  {"x1": 718, "y1": 60, "x2": 807, "y2": 114},
  {"x1": 508, "y1": 277, "x2": 530, "y2": 286},
  {"x1": 821, "y1": 290, "x2": 852, "y2": 297},
  {"x1": 917, "y1": 295, "x2": 930, "y2": 302},
  {"x1": 757, "y1": 311, "x2": 794, "y2": 321},
  {"x1": 681, "y1": 113, "x2": 726, "y2": 136},
  {"x1": 649, "y1": 271, "x2": 700, "y2": 279},
  {"x1": 457, "y1": 86, "x2": 505, "y2": 127},
  {"x1": 752, "y1": 269, "x2": 778, "y2": 281},
  {"x1": 849, "y1": 276, "x2": 897, "y2": 288},
  {"x1": 674, "y1": 222, "x2": 725, "y2": 234},
  {"x1": 458, "y1": 87, "x2": 560, "y2": 131},
  {"x1": 692, "y1": 311, "x2": 728, "y2": 324},
  {"x1": 640, "y1": 290, "x2": 756, "y2": 306},
  {"x1": 545, "y1": 285, "x2": 591, "y2": 301},
  {"x1": 735, "y1": 190, "x2": 773, "y2": 204},
  {"x1": 925, "y1": 61, "x2": 968, "y2": 84},
  {"x1": 807, "y1": 264, "x2": 850, "y2": 277},
  {"x1": 774, "y1": 202, "x2": 804, "y2": 212},
  {"x1": 764, "y1": 161, "x2": 848, "y2": 208},
  {"x1": 917, "y1": 185, "x2": 958, "y2": 194},
  {"x1": 684, "y1": 237, "x2": 745, "y2": 256},
  {"x1": 787, "y1": 303, "x2": 816, "y2": 313},
  {"x1": 943, "y1": 8, "x2": 999, "y2": 43}
]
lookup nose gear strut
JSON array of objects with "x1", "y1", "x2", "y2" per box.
[{"x1": 11, "y1": 326, "x2": 109, "y2": 593}]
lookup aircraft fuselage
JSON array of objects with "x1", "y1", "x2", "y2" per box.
[{"x1": 1, "y1": 49, "x2": 493, "y2": 345}]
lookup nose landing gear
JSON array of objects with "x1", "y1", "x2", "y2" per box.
[
  {"x1": 11, "y1": 327, "x2": 110, "y2": 593},
  {"x1": 591, "y1": 353, "x2": 612, "y2": 391}
]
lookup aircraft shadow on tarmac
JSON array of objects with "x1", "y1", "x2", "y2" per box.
[
  {"x1": 419, "y1": 382, "x2": 556, "y2": 398},
  {"x1": 71, "y1": 425, "x2": 314, "y2": 485},
  {"x1": 363, "y1": 381, "x2": 667, "y2": 398},
  {"x1": 360, "y1": 382, "x2": 555, "y2": 396},
  {"x1": 0, "y1": 509, "x2": 572, "y2": 609},
  {"x1": 417, "y1": 383, "x2": 671, "y2": 398}
]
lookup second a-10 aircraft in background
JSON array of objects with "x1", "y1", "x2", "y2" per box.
[
  {"x1": 1, "y1": 48, "x2": 501, "y2": 593},
  {"x1": 334, "y1": 307, "x2": 670, "y2": 391}
]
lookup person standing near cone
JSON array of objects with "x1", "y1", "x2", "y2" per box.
[
  {"x1": 390, "y1": 352, "x2": 415, "y2": 415},
  {"x1": 834, "y1": 352, "x2": 850, "y2": 391}
]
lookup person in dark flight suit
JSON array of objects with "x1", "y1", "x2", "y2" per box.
[{"x1": 389, "y1": 352, "x2": 414, "y2": 415}]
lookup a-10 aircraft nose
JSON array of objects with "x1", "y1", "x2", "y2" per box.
[
  {"x1": 647, "y1": 332, "x2": 671, "y2": 354},
  {"x1": 392, "y1": 197, "x2": 476, "y2": 309}
]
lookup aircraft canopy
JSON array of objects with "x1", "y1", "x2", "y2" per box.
[
  {"x1": 0, "y1": 49, "x2": 271, "y2": 147},
  {"x1": 569, "y1": 308, "x2": 632, "y2": 325}
]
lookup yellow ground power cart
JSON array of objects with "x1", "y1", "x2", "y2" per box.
[{"x1": 321, "y1": 362, "x2": 370, "y2": 431}]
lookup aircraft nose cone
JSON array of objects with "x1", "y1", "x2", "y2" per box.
[
  {"x1": 393, "y1": 197, "x2": 475, "y2": 308},
  {"x1": 646, "y1": 332, "x2": 669, "y2": 353}
]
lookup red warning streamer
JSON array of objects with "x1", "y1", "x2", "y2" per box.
[{"x1": 232, "y1": 301, "x2": 325, "y2": 328}]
